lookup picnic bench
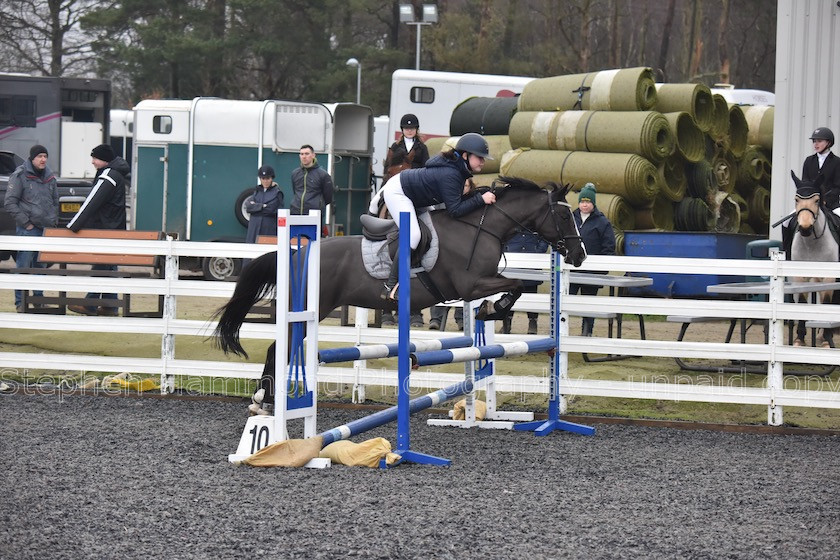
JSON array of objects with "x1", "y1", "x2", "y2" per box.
[{"x1": 20, "y1": 228, "x2": 165, "y2": 317}]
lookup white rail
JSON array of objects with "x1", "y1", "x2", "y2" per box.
[{"x1": 1, "y1": 235, "x2": 839, "y2": 426}]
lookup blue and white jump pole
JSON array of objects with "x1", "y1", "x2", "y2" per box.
[{"x1": 318, "y1": 336, "x2": 474, "y2": 364}]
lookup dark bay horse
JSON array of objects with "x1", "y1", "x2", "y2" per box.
[
  {"x1": 214, "y1": 177, "x2": 586, "y2": 406},
  {"x1": 785, "y1": 171, "x2": 840, "y2": 347}
]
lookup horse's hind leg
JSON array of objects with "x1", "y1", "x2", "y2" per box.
[{"x1": 248, "y1": 342, "x2": 276, "y2": 416}]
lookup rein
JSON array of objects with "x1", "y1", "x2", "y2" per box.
[
  {"x1": 460, "y1": 187, "x2": 580, "y2": 270},
  {"x1": 795, "y1": 205, "x2": 827, "y2": 239}
]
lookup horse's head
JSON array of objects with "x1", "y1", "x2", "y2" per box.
[
  {"x1": 791, "y1": 170, "x2": 825, "y2": 236},
  {"x1": 493, "y1": 176, "x2": 586, "y2": 267}
]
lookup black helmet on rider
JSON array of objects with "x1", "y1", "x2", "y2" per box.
[
  {"x1": 400, "y1": 113, "x2": 419, "y2": 128},
  {"x1": 455, "y1": 133, "x2": 493, "y2": 160},
  {"x1": 809, "y1": 127, "x2": 834, "y2": 148}
]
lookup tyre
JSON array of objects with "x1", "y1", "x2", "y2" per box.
[
  {"x1": 202, "y1": 255, "x2": 242, "y2": 281},
  {"x1": 235, "y1": 189, "x2": 254, "y2": 227}
]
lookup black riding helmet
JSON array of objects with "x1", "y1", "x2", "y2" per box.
[
  {"x1": 400, "y1": 113, "x2": 419, "y2": 128},
  {"x1": 809, "y1": 127, "x2": 834, "y2": 148},
  {"x1": 455, "y1": 132, "x2": 493, "y2": 160}
]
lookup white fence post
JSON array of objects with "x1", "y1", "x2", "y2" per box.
[
  {"x1": 767, "y1": 251, "x2": 785, "y2": 426},
  {"x1": 160, "y1": 234, "x2": 178, "y2": 394}
]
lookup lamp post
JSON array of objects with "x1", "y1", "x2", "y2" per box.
[
  {"x1": 399, "y1": 3, "x2": 438, "y2": 70},
  {"x1": 345, "y1": 58, "x2": 361, "y2": 104}
]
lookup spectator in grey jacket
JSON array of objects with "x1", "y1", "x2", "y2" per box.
[
  {"x1": 66, "y1": 144, "x2": 128, "y2": 316},
  {"x1": 290, "y1": 144, "x2": 333, "y2": 226},
  {"x1": 3, "y1": 145, "x2": 58, "y2": 312}
]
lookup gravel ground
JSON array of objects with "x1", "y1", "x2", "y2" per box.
[{"x1": 2, "y1": 391, "x2": 839, "y2": 560}]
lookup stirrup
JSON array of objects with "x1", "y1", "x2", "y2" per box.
[{"x1": 380, "y1": 283, "x2": 399, "y2": 301}]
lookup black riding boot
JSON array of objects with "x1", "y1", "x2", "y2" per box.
[{"x1": 381, "y1": 249, "x2": 400, "y2": 301}]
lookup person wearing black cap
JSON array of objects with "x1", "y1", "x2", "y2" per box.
[
  {"x1": 802, "y1": 127, "x2": 840, "y2": 212},
  {"x1": 66, "y1": 143, "x2": 130, "y2": 316},
  {"x1": 381, "y1": 114, "x2": 430, "y2": 326},
  {"x1": 3, "y1": 145, "x2": 59, "y2": 312},
  {"x1": 382, "y1": 113, "x2": 430, "y2": 184},
  {"x1": 244, "y1": 165, "x2": 283, "y2": 244}
]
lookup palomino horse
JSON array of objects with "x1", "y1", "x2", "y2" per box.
[
  {"x1": 787, "y1": 171, "x2": 840, "y2": 347},
  {"x1": 214, "y1": 177, "x2": 586, "y2": 407}
]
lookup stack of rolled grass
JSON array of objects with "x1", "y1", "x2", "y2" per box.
[{"x1": 433, "y1": 67, "x2": 773, "y2": 253}]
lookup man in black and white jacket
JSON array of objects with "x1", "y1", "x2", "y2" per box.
[{"x1": 67, "y1": 144, "x2": 129, "y2": 316}]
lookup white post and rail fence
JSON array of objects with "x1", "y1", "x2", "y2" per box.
[{"x1": 1, "y1": 234, "x2": 839, "y2": 427}]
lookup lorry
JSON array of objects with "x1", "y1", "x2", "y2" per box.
[
  {"x1": 130, "y1": 98, "x2": 373, "y2": 280},
  {"x1": 0, "y1": 74, "x2": 111, "y2": 260},
  {"x1": 372, "y1": 69, "x2": 535, "y2": 183}
]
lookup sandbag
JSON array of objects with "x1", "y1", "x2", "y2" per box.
[
  {"x1": 241, "y1": 436, "x2": 324, "y2": 468},
  {"x1": 449, "y1": 96, "x2": 519, "y2": 136},
  {"x1": 508, "y1": 110, "x2": 674, "y2": 163},
  {"x1": 742, "y1": 106, "x2": 774, "y2": 151},
  {"x1": 500, "y1": 148, "x2": 660, "y2": 206},
  {"x1": 655, "y1": 83, "x2": 714, "y2": 132},
  {"x1": 452, "y1": 398, "x2": 487, "y2": 421},
  {"x1": 319, "y1": 437, "x2": 401, "y2": 468},
  {"x1": 517, "y1": 67, "x2": 657, "y2": 112},
  {"x1": 662, "y1": 112, "x2": 705, "y2": 163}
]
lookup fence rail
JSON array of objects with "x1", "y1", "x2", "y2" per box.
[{"x1": 1, "y1": 234, "x2": 839, "y2": 426}]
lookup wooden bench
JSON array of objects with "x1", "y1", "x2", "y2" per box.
[{"x1": 20, "y1": 228, "x2": 165, "y2": 318}]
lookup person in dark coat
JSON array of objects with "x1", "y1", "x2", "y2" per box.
[
  {"x1": 570, "y1": 183, "x2": 616, "y2": 336},
  {"x1": 381, "y1": 113, "x2": 430, "y2": 184},
  {"x1": 802, "y1": 127, "x2": 840, "y2": 211},
  {"x1": 290, "y1": 145, "x2": 332, "y2": 223},
  {"x1": 67, "y1": 143, "x2": 129, "y2": 316},
  {"x1": 245, "y1": 165, "x2": 283, "y2": 243},
  {"x1": 4, "y1": 145, "x2": 58, "y2": 312}
]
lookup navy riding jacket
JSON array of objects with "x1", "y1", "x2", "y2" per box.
[{"x1": 397, "y1": 154, "x2": 485, "y2": 218}]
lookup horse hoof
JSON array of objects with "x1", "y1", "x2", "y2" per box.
[
  {"x1": 252, "y1": 388, "x2": 265, "y2": 405},
  {"x1": 793, "y1": 339, "x2": 804, "y2": 347},
  {"x1": 820, "y1": 340, "x2": 831, "y2": 349},
  {"x1": 248, "y1": 403, "x2": 270, "y2": 416},
  {"x1": 474, "y1": 300, "x2": 493, "y2": 321}
]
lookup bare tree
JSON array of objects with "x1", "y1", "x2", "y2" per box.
[
  {"x1": 0, "y1": 0, "x2": 101, "y2": 76},
  {"x1": 717, "y1": 0, "x2": 731, "y2": 84}
]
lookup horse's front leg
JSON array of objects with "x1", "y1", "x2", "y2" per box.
[{"x1": 468, "y1": 276, "x2": 523, "y2": 321}]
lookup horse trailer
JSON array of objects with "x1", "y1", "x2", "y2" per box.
[
  {"x1": 130, "y1": 98, "x2": 373, "y2": 280},
  {"x1": 0, "y1": 74, "x2": 111, "y2": 178}
]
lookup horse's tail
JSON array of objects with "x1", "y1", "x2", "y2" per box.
[{"x1": 212, "y1": 251, "x2": 278, "y2": 357}]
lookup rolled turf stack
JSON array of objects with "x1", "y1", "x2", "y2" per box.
[{"x1": 442, "y1": 66, "x2": 773, "y2": 237}]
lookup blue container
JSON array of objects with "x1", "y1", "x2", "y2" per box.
[{"x1": 624, "y1": 232, "x2": 763, "y2": 297}]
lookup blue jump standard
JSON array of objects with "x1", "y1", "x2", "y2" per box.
[
  {"x1": 318, "y1": 336, "x2": 474, "y2": 364},
  {"x1": 513, "y1": 251, "x2": 595, "y2": 437},
  {"x1": 384, "y1": 212, "x2": 452, "y2": 468}
]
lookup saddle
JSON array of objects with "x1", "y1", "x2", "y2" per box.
[{"x1": 360, "y1": 212, "x2": 433, "y2": 266}]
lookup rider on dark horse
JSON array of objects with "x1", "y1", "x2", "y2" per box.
[{"x1": 369, "y1": 132, "x2": 497, "y2": 301}]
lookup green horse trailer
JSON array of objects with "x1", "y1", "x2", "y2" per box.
[{"x1": 131, "y1": 98, "x2": 373, "y2": 279}]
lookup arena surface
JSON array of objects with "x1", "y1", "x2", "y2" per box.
[{"x1": 2, "y1": 391, "x2": 839, "y2": 559}]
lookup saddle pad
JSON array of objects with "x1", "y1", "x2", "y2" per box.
[{"x1": 361, "y1": 212, "x2": 439, "y2": 279}]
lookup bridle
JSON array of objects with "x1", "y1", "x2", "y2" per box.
[
  {"x1": 490, "y1": 188, "x2": 582, "y2": 255},
  {"x1": 795, "y1": 196, "x2": 827, "y2": 239}
]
